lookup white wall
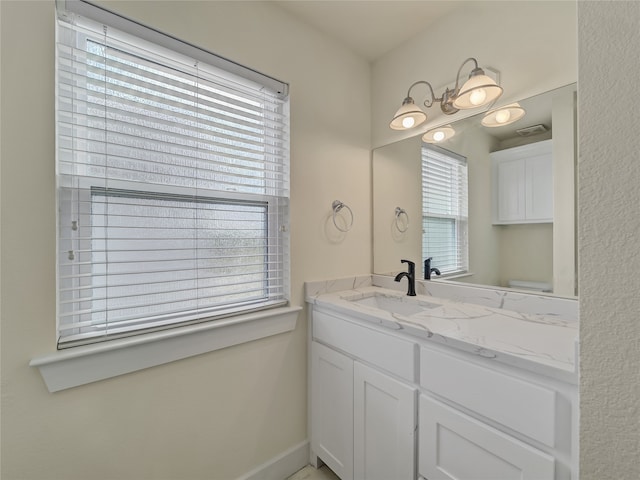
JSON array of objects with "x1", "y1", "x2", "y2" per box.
[
  {"x1": 372, "y1": 136, "x2": 423, "y2": 276},
  {"x1": 578, "y1": 2, "x2": 640, "y2": 478},
  {"x1": 448, "y1": 124, "x2": 500, "y2": 287},
  {"x1": 552, "y1": 84, "x2": 578, "y2": 296},
  {"x1": 0, "y1": 1, "x2": 371, "y2": 478},
  {"x1": 497, "y1": 223, "x2": 553, "y2": 287}
]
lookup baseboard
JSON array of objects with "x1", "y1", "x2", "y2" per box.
[{"x1": 236, "y1": 440, "x2": 310, "y2": 480}]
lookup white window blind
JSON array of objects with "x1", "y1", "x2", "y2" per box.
[
  {"x1": 56, "y1": 4, "x2": 290, "y2": 347},
  {"x1": 422, "y1": 145, "x2": 468, "y2": 276}
]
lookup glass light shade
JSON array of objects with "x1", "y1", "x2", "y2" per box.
[
  {"x1": 422, "y1": 125, "x2": 455, "y2": 143},
  {"x1": 390, "y1": 99, "x2": 427, "y2": 130},
  {"x1": 453, "y1": 74, "x2": 503, "y2": 109},
  {"x1": 481, "y1": 103, "x2": 526, "y2": 127}
]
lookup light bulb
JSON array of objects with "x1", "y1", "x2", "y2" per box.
[
  {"x1": 495, "y1": 109, "x2": 511, "y2": 124},
  {"x1": 433, "y1": 131, "x2": 445, "y2": 142},
  {"x1": 469, "y1": 88, "x2": 487, "y2": 106},
  {"x1": 402, "y1": 116, "x2": 415, "y2": 129}
]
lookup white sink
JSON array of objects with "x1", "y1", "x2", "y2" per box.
[{"x1": 351, "y1": 294, "x2": 439, "y2": 317}]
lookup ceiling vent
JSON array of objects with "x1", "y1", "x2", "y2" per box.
[{"x1": 516, "y1": 124, "x2": 548, "y2": 137}]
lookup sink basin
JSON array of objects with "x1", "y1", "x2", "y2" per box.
[{"x1": 351, "y1": 294, "x2": 439, "y2": 317}]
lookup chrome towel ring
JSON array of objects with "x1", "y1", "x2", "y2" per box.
[
  {"x1": 332, "y1": 200, "x2": 354, "y2": 232},
  {"x1": 395, "y1": 207, "x2": 409, "y2": 233}
]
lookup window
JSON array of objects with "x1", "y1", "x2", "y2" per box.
[
  {"x1": 421, "y1": 144, "x2": 468, "y2": 276},
  {"x1": 56, "y1": 3, "x2": 289, "y2": 347}
]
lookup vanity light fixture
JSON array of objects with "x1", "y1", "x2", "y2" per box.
[
  {"x1": 422, "y1": 125, "x2": 455, "y2": 143},
  {"x1": 481, "y1": 103, "x2": 526, "y2": 127},
  {"x1": 389, "y1": 57, "x2": 503, "y2": 131}
]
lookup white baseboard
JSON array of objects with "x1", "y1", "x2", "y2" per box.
[{"x1": 237, "y1": 440, "x2": 310, "y2": 480}]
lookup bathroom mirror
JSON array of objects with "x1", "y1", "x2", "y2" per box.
[{"x1": 373, "y1": 83, "x2": 577, "y2": 297}]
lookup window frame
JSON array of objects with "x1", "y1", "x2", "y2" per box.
[
  {"x1": 421, "y1": 144, "x2": 469, "y2": 277},
  {"x1": 55, "y1": 2, "x2": 290, "y2": 348}
]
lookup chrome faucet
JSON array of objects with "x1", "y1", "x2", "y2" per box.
[
  {"x1": 394, "y1": 259, "x2": 416, "y2": 296},
  {"x1": 424, "y1": 257, "x2": 441, "y2": 280}
]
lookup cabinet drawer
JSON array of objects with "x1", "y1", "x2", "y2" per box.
[
  {"x1": 419, "y1": 395, "x2": 555, "y2": 480},
  {"x1": 313, "y1": 310, "x2": 416, "y2": 382},
  {"x1": 420, "y1": 347, "x2": 556, "y2": 447}
]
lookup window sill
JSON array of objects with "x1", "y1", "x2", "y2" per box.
[
  {"x1": 437, "y1": 272, "x2": 474, "y2": 280},
  {"x1": 30, "y1": 306, "x2": 302, "y2": 392}
]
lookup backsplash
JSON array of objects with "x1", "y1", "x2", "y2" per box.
[
  {"x1": 304, "y1": 275, "x2": 372, "y2": 299},
  {"x1": 373, "y1": 274, "x2": 579, "y2": 322},
  {"x1": 305, "y1": 274, "x2": 578, "y2": 323}
]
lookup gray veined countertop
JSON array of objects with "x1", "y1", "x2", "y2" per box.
[{"x1": 306, "y1": 283, "x2": 579, "y2": 384}]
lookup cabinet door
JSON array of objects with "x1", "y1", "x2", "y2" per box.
[
  {"x1": 496, "y1": 158, "x2": 526, "y2": 223},
  {"x1": 354, "y1": 362, "x2": 417, "y2": 480},
  {"x1": 492, "y1": 139, "x2": 554, "y2": 224},
  {"x1": 419, "y1": 395, "x2": 555, "y2": 480},
  {"x1": 526, "y1": 155, "x2": 554, "y2": 221},
  {"x1": 311, "y1": 342, "x2": 354, "y2": 480}
]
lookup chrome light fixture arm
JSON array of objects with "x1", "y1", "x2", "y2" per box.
[
  {"x1": 389, "y1": 57, "x2": 502, "y2": 131},
  {"x1": 406, "y1": 80, "x2": 438, "y2": 109},
  {"x1": 407, "y1": 80, "x2": 458, "y2": 115},
  {"x1": 452, "y1": 57, "x2": 481, "y2": 92},
  {"x1": 406, "y1": 58, "x2": 482, "y2": 116}
]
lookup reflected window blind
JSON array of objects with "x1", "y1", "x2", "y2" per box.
[
  {"x1": 56, "y1": 8, "x2": 290, "y2": 347},
  {"x1": 422, "y1": 145, "x2": 468, "y2": 275}
]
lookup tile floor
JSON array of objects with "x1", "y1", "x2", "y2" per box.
[{"x1": 286, "y1": 464, "x2": 340, "y2": 480}]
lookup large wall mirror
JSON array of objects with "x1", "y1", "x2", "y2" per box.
[{"x1": 373, "y1": 83, "x2": 577, "y2": 298}]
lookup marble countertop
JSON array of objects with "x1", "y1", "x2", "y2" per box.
[{"x1": 306, "y1": 282, "x2": 578, "y2": 384}]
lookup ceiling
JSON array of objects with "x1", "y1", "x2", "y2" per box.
[{"x1": 273, "y1": 1, "x2": 468, "y2": 61}]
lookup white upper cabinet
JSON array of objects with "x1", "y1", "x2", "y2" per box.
[{"x1": 492, "y1": 139, "x2": 553, "y2": 224}]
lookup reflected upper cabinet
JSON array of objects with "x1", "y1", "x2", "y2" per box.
[{"x1": 491, "y1": 139, "x2": 553, "y2": 224}]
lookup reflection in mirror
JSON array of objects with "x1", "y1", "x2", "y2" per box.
[{"x1": 373, "y1": 84, "x2": 577, "y2": 297}]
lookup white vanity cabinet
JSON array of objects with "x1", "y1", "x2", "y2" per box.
[
  {"x1": 492, "y1": 139, "x2": 553, "y2": 224},
  {"x1": 417, "y1": 345, "x2": 576, "y2": 480},
  {"x1": 309, "y1": 305, "x2": 578, "y2": 480},
  {"x1": 310, "y1": 310, "x2": 417, "y2": 480}
]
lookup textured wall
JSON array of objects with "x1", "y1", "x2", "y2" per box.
[{"x1": 578, "y1": 1, "x2": 640, "y2": 478}]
